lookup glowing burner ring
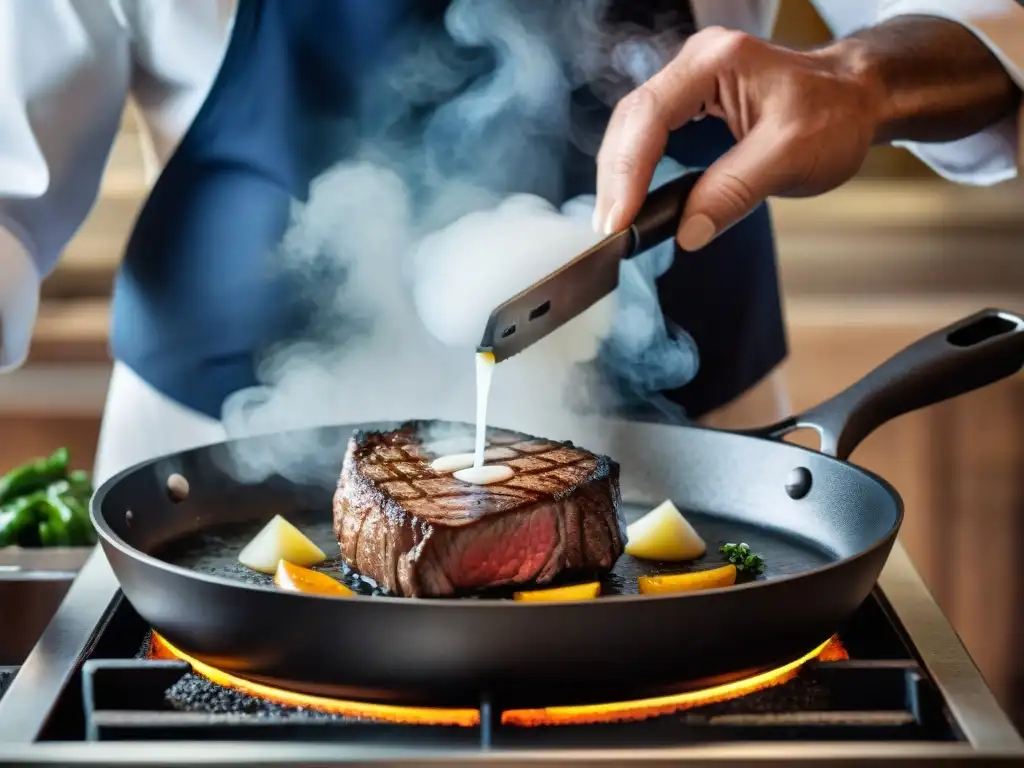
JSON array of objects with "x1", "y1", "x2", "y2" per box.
[
  {"x1": 503, "y1": 637, "x2": 843, "y2": 726},
  {"x1": 150, "y1": 634, "x2": 479, "y2": 727},
  {"x1": 151, "y1": 633, "x2": 845, "y2": 728}
]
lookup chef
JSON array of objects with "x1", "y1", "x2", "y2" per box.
[{"x1": 0, "y1": 0, "x2": 1020, "y2": 485}]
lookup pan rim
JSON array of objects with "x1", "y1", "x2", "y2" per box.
[{"x1": 90, "y1": 421, "x2": 905, "y2": 608}]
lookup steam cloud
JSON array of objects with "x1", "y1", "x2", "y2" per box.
[{"x1": 219, "y1": 0, "x2": 700, "y2": 484}]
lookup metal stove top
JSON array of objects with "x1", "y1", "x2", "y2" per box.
[{"x1": 0, "y1": 541, "x2": 1020, "y2": 766}]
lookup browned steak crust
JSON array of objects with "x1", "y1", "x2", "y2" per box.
[{"x1": 332, "y1": 420, "x2": 624, "y2": 597}]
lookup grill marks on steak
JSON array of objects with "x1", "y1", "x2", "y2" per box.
[{"x1": 332, "y1": 421, "x2": 624, "y2": 597}]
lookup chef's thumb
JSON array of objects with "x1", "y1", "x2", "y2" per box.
[{"x1": 675, "y1": 123, "x2": 786, "y2": 252}]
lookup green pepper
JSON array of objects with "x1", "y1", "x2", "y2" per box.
[
  {"x1": 0, "y1": 492, "x2": 47, "y2": 547},
  {"x1": 66, "y1": 469, "x2": 93, "y2": 502},
  {"x1": 0, "y1": 456, "x2": 97, "y2": 549},
  {"x1": 35, "y1": 500, "x2": 72, "y2": 547},
  {"x1": 45, "y1": 482, "x2": 95, "y2": 547},
  {"x1": 66, "y1": 499, "x2": 96, "y2": 546},
  {"x1": 37, "y1": 520, "x2": 55, "y2": 547},
  {"x1": 0, "y1": 448, "x2": 71, "y2": 505},
  {"x1": 71, "y1": 504, "x2": 96, "y2": 545}
]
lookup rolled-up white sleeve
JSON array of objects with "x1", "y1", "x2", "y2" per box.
[
  {"x1": 812, "y1": 0, "x2": 1024, "y2": 186},
  {"x1": 0, "y1": 68, "x2": 41, "y2": 370},
  {"x1": 0, "y1": 1, "x2": 132, "y2": 370},
  {"x1": 0, "y1": 224, "x2": 41, "y2": 373}
]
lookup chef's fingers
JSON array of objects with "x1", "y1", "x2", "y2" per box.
[
  {"x1": 592, "y1": 89, "x2": 670, "y2": 235},
  {"x1": 594, "y1": 29, "x2": 728, "y2": 235},
  {"x1": 675, "y1": 119, "x2": 796, "y2": 251}
]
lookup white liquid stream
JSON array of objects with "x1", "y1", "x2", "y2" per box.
[
  {"x1": 429, "y1": 352, "x2": 514, "y2": 486},
  {"x1": 473, "y1": 351, "x2": 495, "y2": 467}
]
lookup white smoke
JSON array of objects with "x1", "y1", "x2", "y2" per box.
[
  {"x1": 410, "y1": 193, "x2": 612, "y2": 358},
  {"x1": 219, "y1": 0, "x2": 700, "y2": 484}
]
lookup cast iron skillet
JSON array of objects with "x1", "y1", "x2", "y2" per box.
[{"x1": 92, "y1": 308, "x2": 1024, "y2": 708}]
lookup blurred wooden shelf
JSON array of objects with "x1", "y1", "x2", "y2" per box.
[
  {"x1": 51, "y1": 178, "x2": 1024, "y2": 295},
  {"x1": 770, "y1": 178, "x2": 1024, "y2": 227},
  {"x1": 26, "y1": 293, "x2": 1024, "y2": 368},
  {"x1": 29, "y1": 301, "x2": 111, "y2": 364},
  {"x1": 782, "y1": 296, "x2": 1024, "y2": 409}
]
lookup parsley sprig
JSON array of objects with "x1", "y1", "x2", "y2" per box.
[{"x1": 720, "y1": 542, "x2": 766, "y2": 575}]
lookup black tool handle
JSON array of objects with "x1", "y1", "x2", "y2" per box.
[
  {"x1": 628, "y1": 171, "x2": 704, "y2": 255},
  {"x1": 748, "y1": 309, "x2": 1024, "y2": 460}
]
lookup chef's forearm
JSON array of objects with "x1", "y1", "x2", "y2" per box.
[{"x1": 822, "y1": 15, "x2": 1021, "y2": 145}]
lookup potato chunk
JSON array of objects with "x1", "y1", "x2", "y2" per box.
[{"x1": 625, "y1": 500, "x2": 706, "y2": 562}]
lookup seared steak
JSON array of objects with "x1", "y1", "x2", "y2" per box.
[{"x1": 333, "y1": 420, "x2": 624, "y2": 597}]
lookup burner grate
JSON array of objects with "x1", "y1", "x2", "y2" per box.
[{"x1": 80, "y1": 656, "x2": 958, "y2": 746}]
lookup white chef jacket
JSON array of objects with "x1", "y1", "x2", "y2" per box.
[{"x1": 1, "y1": 0, "x2": 1022, "y2": 375}]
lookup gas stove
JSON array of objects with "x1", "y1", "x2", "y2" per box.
[{"x1": 0, "y1": 541, "x2": 1020, "y2": 766}]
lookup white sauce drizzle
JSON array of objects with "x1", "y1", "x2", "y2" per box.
[
  {"x1": 433, "y1": 351, "x2": 516, "y2": 486},
  {"x1": 454, "y1": 465, "x2": 515, "y2": 485},
  {"x1": 429, "y1": 453, "x2": 476, "y2": 473},
  {"x1": 473, "y1": 351, "x2": 496, "y2": 467}
]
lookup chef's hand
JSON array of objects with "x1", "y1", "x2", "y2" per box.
[
  {"x1": 594, "y1": 17, "x2": 1021, "y2": 251},
  {"x1": 592, "y1": 26, "x2": 880, "y2": 250}
]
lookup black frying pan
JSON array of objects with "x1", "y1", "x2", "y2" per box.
[{"x1": 92, "y1": 308, "x2": 1024, "y2": 708}]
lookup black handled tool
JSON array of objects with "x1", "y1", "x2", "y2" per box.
[{"x1": 477, "y1": 171, "x2": 702, "y2": 362}]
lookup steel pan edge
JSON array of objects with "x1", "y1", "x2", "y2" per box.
[{"x1": 89, "y1": 419, "x2": 907, "y2": 608}]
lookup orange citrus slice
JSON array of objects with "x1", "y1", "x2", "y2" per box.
[
  {"x1": 274, "y1": 560, "x2": 355, "y2": 597},
  {"x1": 638, "y1": 564, "x2": 737, "y2": 595},
  {"x1": 513, "y1": 581, "x2": 601, "y2": 602}
]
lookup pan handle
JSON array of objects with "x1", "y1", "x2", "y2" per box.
[{"x1": 747, "y1": 308, "x2": 1024, "y2": 460}]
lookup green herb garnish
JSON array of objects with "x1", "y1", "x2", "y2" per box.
[{"x1": 720, "y1": 542, "x2": 766, "y2": 575}]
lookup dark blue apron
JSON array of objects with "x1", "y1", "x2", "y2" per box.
[{"x1": 112, "y1": 0, "x2": 785, "y2": 422}]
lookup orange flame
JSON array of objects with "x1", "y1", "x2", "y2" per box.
[
  {"x1": 149, "y1": 633, "x2": 479, "y2": 727},
  {"x1": 502, "y1": 637, "x2": 847, "y2": 726},
  {"x1": 149, "y1": 632, "x2": 846, "y2": 728}
]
